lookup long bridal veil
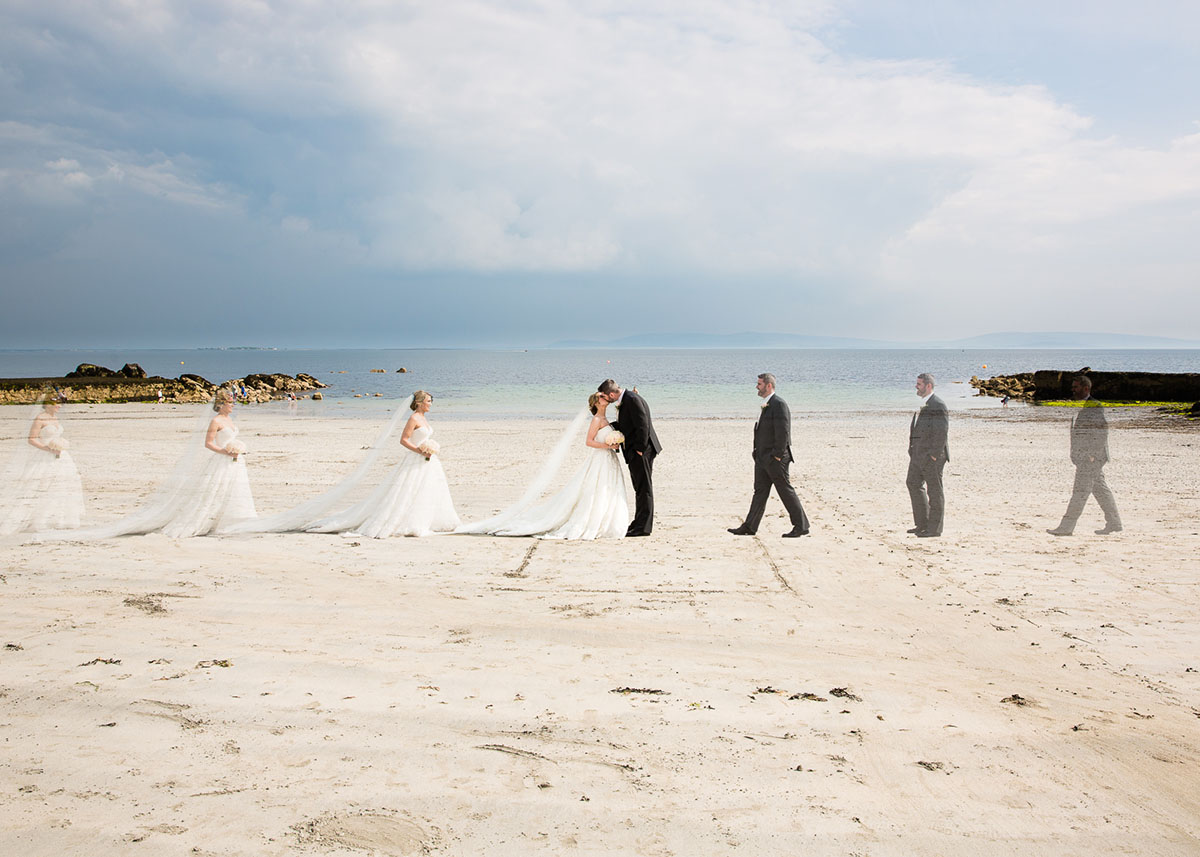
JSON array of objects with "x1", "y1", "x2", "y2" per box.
[
  {"x1": 223, "y1": 395, "x2": 416, "y2": 534},
  {"x1": 456, "y1": 408, "x2": 591, "y2": 534},
  {"x1": 37, "y1": 397, "x2": 240, "y2": 540}
]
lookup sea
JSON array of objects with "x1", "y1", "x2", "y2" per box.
[{"x1": 1, "y1": 348, "x2": 1196, "y2": 419}]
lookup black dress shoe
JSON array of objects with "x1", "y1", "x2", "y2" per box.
[
  {"x1": 1094, "y1": 525, "x2": 1123, "y2": 535},
  {"x1": 1046, "y1": 528, "x2": 1073, "y2": 536},
  {"x1": 728, "y1": 527, "x2": 755, "y2": 536},
  {"x1": 781, "y1": 527, "x2": 809, "y2": 538},
  {"x1": 916, "y1": 531, "x2": 940, "y2": 538},
  {"x1": 625, "y1": 531, "x2": 650, "y2": 538},
  {"x1": 906, "y1": 527, "x2": 921, "y2": 534}
]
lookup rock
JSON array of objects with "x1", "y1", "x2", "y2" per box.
[
  {"x1": 0, "y1": 367, "x2": 325, "y2": 405},
  {"x1": 973, "y1": 369, "x2": 1200, "y2": 403},
  {"x1": 970, "y1": 372, "x2": 1035, "y2": 400},
  {"x1": 1032, "y1": 369, "x2": 1200, "y2": 402},
  {"x1": 370, "y1": 369, "x2": 386, "y2": 373},
  {"x1": 312, "y1": 392, "x2": 323, "y2": 400},
  {"x1": 397, "y1": 367, "x2": 407, "y2": 373},
  {"x1": 66, "y1": 363, "x2": 116, "y2": 378}
]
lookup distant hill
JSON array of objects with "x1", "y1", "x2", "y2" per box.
[
  {"x1": 549, "y1": 332, "x2": 894, "y2": 349},
  {"x1": 937, "y1": 331, "x2": 1200, "y2": 349},
  {"x1": 548, "y1": 331, "x2": 1200, "y2": 349}
]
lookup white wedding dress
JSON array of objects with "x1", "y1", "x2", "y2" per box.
[
  {"x1": 307, "y1": 424, "x2": 460, "y2": 538},
  {"x1": 155, "y1": 425, "x2": 258, "y2": 538},
  {"x1": 459, "y1": 424, "x2": 628, "y2": 540},
  {"x1": 50, "y1": 423, "x2": 257, "y2": 540},
  {"x1": 0, "y1": 423, "x2": 85, "y2": 535}
]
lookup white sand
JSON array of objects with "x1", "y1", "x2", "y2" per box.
[{"x1": 1, "y1": 404, "x2": 1198, "y2": 855}]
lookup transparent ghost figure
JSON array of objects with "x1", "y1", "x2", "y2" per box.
[{"x1": 0, "y1": 394, "x2": 85, "y2": 535}]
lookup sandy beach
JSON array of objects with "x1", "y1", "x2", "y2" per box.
[{"x1": 2, "y1": 403, "x2": 1198, "y2": 855}]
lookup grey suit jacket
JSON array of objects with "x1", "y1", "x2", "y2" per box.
[
  {"x1": 754, "y1": 395, "x2": 794, "y2": 463},
  {"x1": 1070, "y1": 398, "x2": 1110, "y2": 466},
  {"x1": 909, "y1": 393, "x2": 950, "y2": 463}
]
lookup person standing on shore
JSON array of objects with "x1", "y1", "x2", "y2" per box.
[
  {"x1": 907, "y1": 373, "x2": 949, "y2": 538},
  {"x1": 729, "y1": 373, "x2": 810, "y2": 538},
  {"x1": 599, "y1": 379, "x2": 661, "y2": 537},
  {"x1": 1048, "y1": 375, "x2": 1122, "y2": 536}
]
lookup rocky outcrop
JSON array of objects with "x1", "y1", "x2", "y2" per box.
[
  {"x1": 969, "y1": 372, "x2": 1035, "y2": 400},
  {"x1": 0, "y1": 365, "x2": 327, "y2": 405},
  {"x1": 972, "y1": 368, "x2": 1200, "y2": 403}
]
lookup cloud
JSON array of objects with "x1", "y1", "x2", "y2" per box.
[{"x1": 1, "y1": 0, "x2": 1199, "y2": 343}]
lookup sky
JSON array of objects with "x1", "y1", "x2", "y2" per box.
[{"x1": 2, "y1": 0, "x2": 1199, "y2": 348}]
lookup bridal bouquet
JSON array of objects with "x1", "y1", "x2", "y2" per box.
[
  {"x1": 418, "y1": 440, "x2": 440, "y2": 460},
  {"x1": 225, "y1": 439, "x2": 247, "y2": 457},
  {"x1": 45, "y1": 437, "x2": 69, "y2": 453},
  {"x1": 606, "y1": 431, "x2": 625, "y2": 446}
]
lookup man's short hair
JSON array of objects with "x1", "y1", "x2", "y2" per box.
[
  {"x1": 1073, "y1": 375, "x2": 1092, "y2": 391},
  {"x1": 758, "y1": 373, "x2": 777, "y2": 388},
  {"x1": 917, "y1": 373, "x2": 935, "y2": 387},
  {"x1": 598, "y1": 379, "x2": 619, "y2": 395}
]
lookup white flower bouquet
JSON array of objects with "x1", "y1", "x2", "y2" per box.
[
  {"x1": 606, "y1": 430, "x2": 625, "y2": 446},
  {"x1": 225, "y1": 439, "x2": 247, "y2": 457},
  {"x1": 418, "y1": 439, "x2": 440, "y2": 460},
  {"x1": 45, "y1": 437, "x2": 69, "y2": 453}
]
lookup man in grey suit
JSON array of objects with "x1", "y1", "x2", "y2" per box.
[
  {"x1": 907, "y1": 373, "x2": 949, "y2": 538},
  {"x1": 1048, "y1": 375, "x2": 1122, "y2": 536},
  {"x1": 729, "y1": 373, "x2": 810, "y2": 538}
]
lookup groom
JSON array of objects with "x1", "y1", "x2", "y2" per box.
[{"x1": 599, "y1": 379, "x2": 662, "y2": 537}]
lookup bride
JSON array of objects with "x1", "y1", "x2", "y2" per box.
[
  {"x1": 44, "y1": 391, "x2": 257, "y2": 539},
  {"x1": 0, "y1": 396, "x2": 85, "y2": 535},
  {"x1": 458, "y1": 392, "x2": 628, "y2": 539},
  {"x1": 306, "y1": 390, "x2": 460, "y2": 538}
]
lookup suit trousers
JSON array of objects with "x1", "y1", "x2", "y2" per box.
[
  {"x1": 626, "y1": 452, "x2": 655, "y2": 535},
  {"x1": 743, "y1": 456, "x2": 809, "y2": 533},
  {"x1": 1059, "y1": 464, "x2": 1121, "y2": 531},
  {"x1": 906, "y1": 455, "x2": 946, "y2": 535}
]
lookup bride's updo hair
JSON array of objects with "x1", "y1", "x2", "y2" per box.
[
  {"x1": 588, "y1": 392, "x2": 603, "y2": 415},
  {"x1": 411, "y1": 391, "x2": 432, "y2": 410},
  {"x1": 213, "y1": 391, "x2": 234, "y2": 411}
]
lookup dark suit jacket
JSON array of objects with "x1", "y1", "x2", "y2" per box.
[
  {"x1": 1070, "y1": 398, "x2": 1110, "y2": 465},
  {"x1": 753, "y1": 395, "x2": 794, "y2": 464},
  {"x1": 612, "y1": 389, "x2": 661, "y2": 463},
  {"x1": 909, "y1": 393, "x2": 949, "y2": 463}
]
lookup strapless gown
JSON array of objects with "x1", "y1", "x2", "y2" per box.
[
  {"x1": 459, "y1": 424, "x2": 628, "y2": 540},
  {"x1": 0, "y1": 423, "x2": 84, "y2": 535},
  {"x1": 157, "y1": 425, "x2": 258, "y2": 538},
  {"x1": 307, "y1": 425, "x2": 460, "y2": 538}
]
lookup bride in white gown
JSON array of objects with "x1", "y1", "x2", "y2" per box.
[
  {"x1": 458, "y1": 392, "x2": 628, "y2": 539},
  {"x1": 0, "y1": 397, "x2": 85, "y2": 535},
  {"x1": 45, "y1": 392, "x2": 257, "y2": 539},
  {"x1": 307, "y1": 390, "x2": 460, "y2": 538}
]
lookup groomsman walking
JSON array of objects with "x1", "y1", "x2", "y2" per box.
[
  {"x1": 907, "y1": 372, "x2": 949, "y2": 537},
  {"x1": 729, "y1": 373, "x2": 810, "y2": 538},
  {"x1": 1048, "y1": 375, "x2": 1122, "y2": 536}
]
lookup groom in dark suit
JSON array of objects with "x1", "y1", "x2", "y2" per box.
[
  {"x1": 599, "y1": 379, "x2": 662, "y2": 537},
  {"x1": 907, "y1": 372, "x2": 950, "y2": 538},
  {"x1": 729, "y1": 373, "x2": 810, "y2": 538}
]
